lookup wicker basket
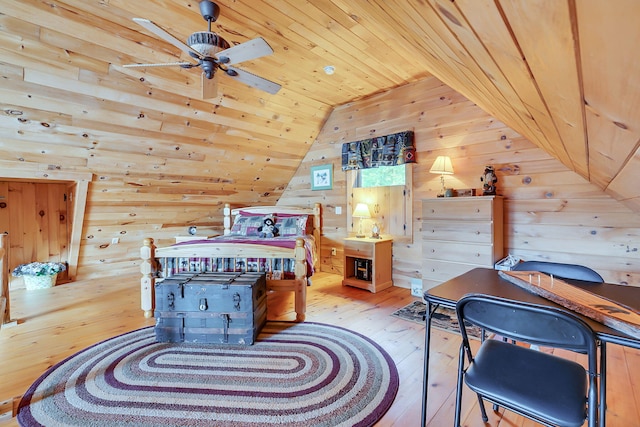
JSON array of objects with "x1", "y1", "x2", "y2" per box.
[{"x1": 23, "y1": 274, "x2": 58, "y2": 290}]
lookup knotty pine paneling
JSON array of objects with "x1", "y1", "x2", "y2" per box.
[
  {"x1": 279, "y1": 76, "x2": 640, "y2": 288},
  {"x1": 2, "y1": 0, "x2": 640, "y2": 221},
  {"x1": 1, "y1": 0, "x2": 640, "y2": 292}
]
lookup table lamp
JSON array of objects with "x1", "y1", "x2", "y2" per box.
[
  {"x1": 429, "y1": 156, "x2": 454, "y2": 196},
  {"x1": 352, "y1": 203, "x2": 371, "y2": 238}
]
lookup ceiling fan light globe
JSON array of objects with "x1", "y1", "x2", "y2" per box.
[{"x1": 187, "y1": 32, "x2": 230, "y2": 57}]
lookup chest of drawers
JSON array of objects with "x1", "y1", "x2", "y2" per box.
[{"x1": 422, "y1": 196, "x2": 503, "y2": 291}]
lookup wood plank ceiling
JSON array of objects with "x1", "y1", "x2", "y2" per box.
[{"x1": 1, "y1": 0, "x2": 640, "y2": 209}]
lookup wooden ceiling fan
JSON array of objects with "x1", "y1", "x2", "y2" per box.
[{"x1": 124, "y1": 0, "x2": 281, "y2": 98}]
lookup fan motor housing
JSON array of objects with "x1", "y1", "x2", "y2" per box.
[{"x1": 188, "y1": 32, "x2": 230, "y2": 57}]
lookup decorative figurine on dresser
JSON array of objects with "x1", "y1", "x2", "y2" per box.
[{"x1": 481, "y1": 165, "x2": 498, "y2": 195}]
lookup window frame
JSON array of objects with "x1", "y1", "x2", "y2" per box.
[{"x1": 346, "y1": 164, "x2": 413, "y2": 243}]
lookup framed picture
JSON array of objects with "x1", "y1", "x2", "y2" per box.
[{"x1": 310, "y1": 164, "x2": 333, "y2": 190}]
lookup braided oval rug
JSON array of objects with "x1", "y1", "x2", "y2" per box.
[{"x1": 17, "y1": 322, "x2": 398, "y2": 427}]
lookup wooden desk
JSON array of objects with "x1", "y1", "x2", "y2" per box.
[{"x1": 420, "y1": 267, "x2": 640, "y2": 427}]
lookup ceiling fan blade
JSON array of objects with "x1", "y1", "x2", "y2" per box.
[
  {"x1": 123, "y1": 62, "x2": 194, "y2": 68},
  {"x1": 202, "y1": 72, "x2": 218, "y2": 99},
  {"x1": 133, "y1": 18, "x2": 203, "y2": 59},
  {"x1": 217, "y1": 37, "x2": 274, "y2": 65},
  {"x1": 225, "y1": 67, "x2": 281, "y2": 94}
]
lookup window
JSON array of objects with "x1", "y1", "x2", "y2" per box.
[{"x1": 356, "y1": 164, "x2": 406, "y2": 188}]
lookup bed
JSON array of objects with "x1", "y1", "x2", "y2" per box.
[{"x1": 140, "y1": 203, "x2": 321, "y2": 322}]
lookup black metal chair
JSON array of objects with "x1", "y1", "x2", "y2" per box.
[
  {"x1": 512, "y1": 260, "x2": 604, "y2": 283},
  {"x1": 511, "y1": 260, "x2": 606, "y2": 424},
  {"x1": 454, "y1": 294, "x2": 598, "y2": 427}
]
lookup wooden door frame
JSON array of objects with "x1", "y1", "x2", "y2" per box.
[{"x1": 2, "y1": 168, "x2": 91, "y2": 279}]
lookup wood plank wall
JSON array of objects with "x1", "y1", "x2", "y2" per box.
[
  {"x1": 2, "y1": 74, "x2": 638, "y2": 289},
  {"x1": 279, "y1": 76, "x2": 640, "y2": 288}
]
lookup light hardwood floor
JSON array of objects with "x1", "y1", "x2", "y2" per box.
[{"x1": 1, "y1": 272, "x2": 639, "y2": 426}]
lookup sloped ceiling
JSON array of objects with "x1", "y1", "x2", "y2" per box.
[{"x1": 1, "y1": 1, "x2": 640, "y2": 209}]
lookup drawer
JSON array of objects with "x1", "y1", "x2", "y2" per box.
[
  {"x1": 423, "y1": 240, "x2": 495, "y2": 265},
  {"x1": 344, "y1": 240, "x2": 373, "y2": 258},
  {"x1": 422, "y1": 220, "x2": 494, "y2": 243},
  {"x1": 422, "y1": 259, "x2": 481, "y2": 283},
  {"x1": 422, "y1": 199, "x2": 494, "y2": 221}
]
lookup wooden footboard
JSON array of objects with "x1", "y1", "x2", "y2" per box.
[{"x1": 140, "y1": 238, "x2": 308, "y2": 322}]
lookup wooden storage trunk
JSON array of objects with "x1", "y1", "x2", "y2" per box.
[{"x1": 154, "y1": 272, "x2": 267, "y2": 345}]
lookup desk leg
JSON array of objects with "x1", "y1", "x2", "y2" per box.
[
  {"x1": 599, "y1": 342, "x2": 607, "y2": 427},
  {"x1": 421, "y1": 302, "x2": 438, "y2": 427}
]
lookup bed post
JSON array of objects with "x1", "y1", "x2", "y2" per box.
[
  {"x1": 140, "y1": 238, "x2": 156, "y2": 318},
  {"x1": 223, "y1": 203, "x2": 232, "y2": 235},
  {"x1": 313, "y1": 203, "x2": 321, "y2": 252},
  {"x1": 0, "y1": 233, "x2": 11, "y2": 327},
  {"x1": 294, "y1": 238, "x2": 307, "y2": 322}
]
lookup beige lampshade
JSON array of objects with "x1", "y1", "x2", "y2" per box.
[
  {"x1": 429, "y1": 156, "x2": 454, "y2": 175},
  {"x1": 352, "y1": 203, "x2": 372, "y2": 218}
]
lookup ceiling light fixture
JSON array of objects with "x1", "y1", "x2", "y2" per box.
[{"x1": 323, "y1": 65, "x2": 335, "y2": 75}]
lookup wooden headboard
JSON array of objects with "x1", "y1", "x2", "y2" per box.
[{"x1": 223, "y1": 203, "x2": 322, "y2": 250}]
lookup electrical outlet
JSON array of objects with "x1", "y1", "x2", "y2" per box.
[
  {"x1": 331, "y1": 247, "x2": 337, "y2": 256},
  {"x1": 410, "y1": 278, "x2": 423, "y2": 298}
]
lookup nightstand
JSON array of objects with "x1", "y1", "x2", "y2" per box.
[{"x1": 342, "y1": 236, "x2": 393, "y2": 293}]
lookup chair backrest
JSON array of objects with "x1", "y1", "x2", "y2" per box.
[
  {"x1": 456, "y1": 294, "x2": 598, "y2": 354},
  {"x1": 513, "y1": 260, "x2": 603, "y2": 283}
]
